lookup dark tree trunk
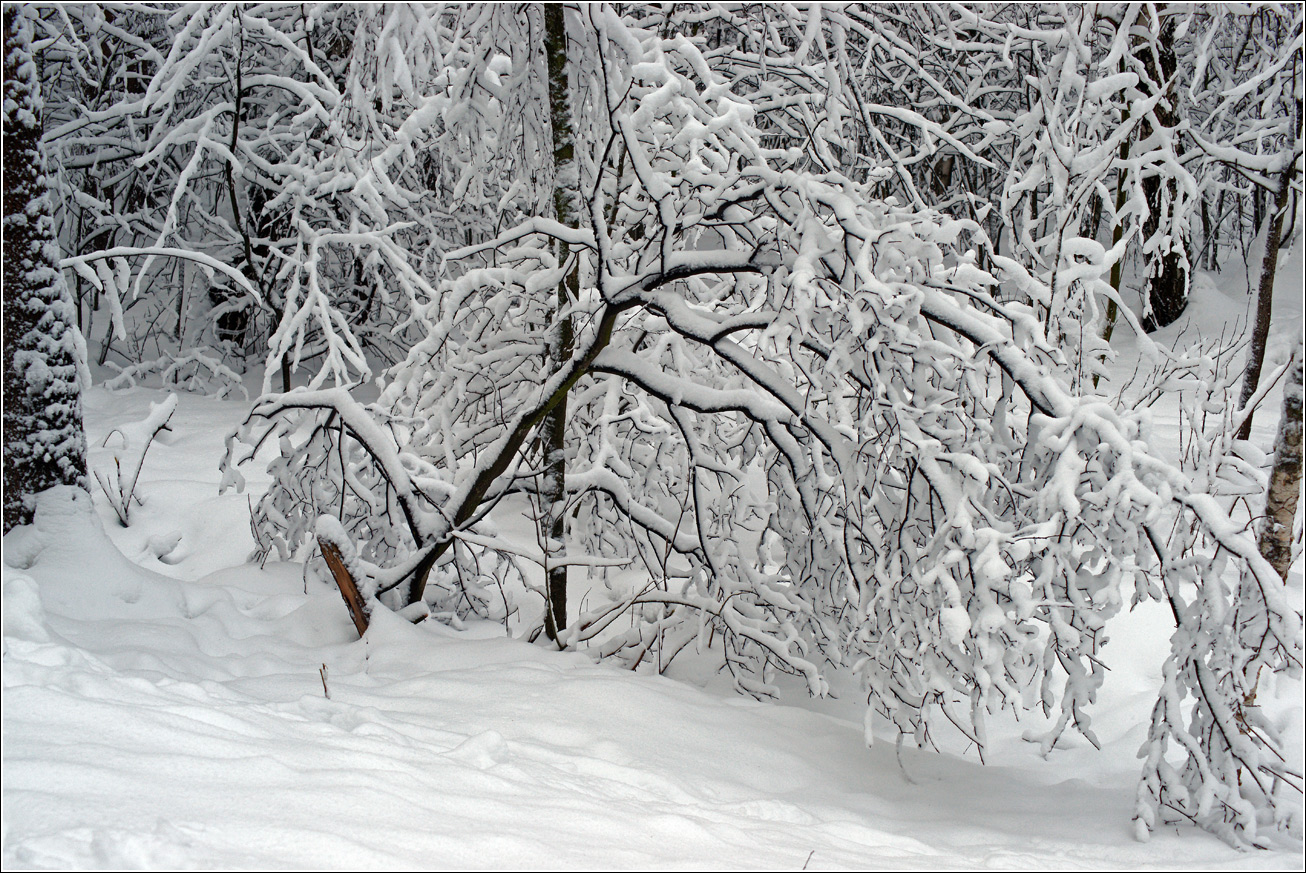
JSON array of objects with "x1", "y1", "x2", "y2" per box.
[
  {"x1": 1200, "y1": 197, "x2": 1213, "y2": 271},
  {"x1": 1236, "y1": 159, "x2": 1296, "y2": 442},
  {"x1": 1139, "y1": 14, "x2": 1189, "y2": 332},
  {"x1": 541, "y1": 4, "x2": 577, "y2": 643},
  {"x1": 3, "y1": 6, "x2": 89, "y2": 532}
]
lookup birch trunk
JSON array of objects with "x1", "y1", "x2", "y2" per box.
[{"x1": 1258, "y1": 339, "x2": 1303, "y2": 579}]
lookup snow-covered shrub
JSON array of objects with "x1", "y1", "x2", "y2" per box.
[
  {"x1": 1130, "y1": 339, "x2": 1303, "y2": 846},
  {"x1": 213, "y1": 6, "x2": 1305, "y2": 847},
  {"x1": 223, "y1": 393, "x2": 523, "y2": 623},
  {"x1": 93, "y1": 393, "x2": 177, "y2": 526},
  {"x1": 103, "y1": 349, "x2": 248, "y2": 400}
]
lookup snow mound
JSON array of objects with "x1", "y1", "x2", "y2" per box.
[{"x1": 3, "y1": 485, "x2": 1300, "y2": 868}]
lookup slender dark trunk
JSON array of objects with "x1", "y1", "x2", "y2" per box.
[
  {"x1": 224, "y1": 9, "x2": 289, "y2": 392},
  {"x1": 541, "y1": 4, "x2": 577, "y2": 643},
  {"x1": 1093, "y1": 108, "x2": 1130, "y2": 389},
  {"x1": 1235, "y1": 159, "x2": 1296, "y2": 441},
  {"x1": 1139, "y1": 15, "x2": 1188, "y2": 332},
  {"x1": 1102, "y1": 161, "x2": 1127, "y2": 345},
  {"x1": 1210, "y1": 188, "x2": 1226, "y2": 271},
  {"x1": 1200, "y1": 197, "x2": 1212, "y2": 271}
]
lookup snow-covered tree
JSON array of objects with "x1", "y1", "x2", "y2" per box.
[
  {"x1": 37, "y1": 3, "x2": 455, "y2": 391},
  {"x1": 1170, "y1": 3, "x2": 1302, "y2": 439},
  {"x1": 1184, "y1": 5, "x2": 1303, "y2": 270},
  {"x1": 3, "y1": 5, "x2": 88, "y2": 532},
  {"x1": 1132, "y1": 336, "x2": 1303, "y2": 846},
  {"x1": 214, "y1": 5, "x2": 1303, "y2": 846},
  {"x1": 25, "y1": 1, "x2": 1300, "y2": 848}
]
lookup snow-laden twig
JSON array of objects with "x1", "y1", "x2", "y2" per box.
[{"x1": 93, "y1": 393, "x2": 177, "y2": 526}]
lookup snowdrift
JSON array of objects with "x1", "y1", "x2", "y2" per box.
[{"x1": 3, "y1": 483, "x2": 1300, "y2": 869}]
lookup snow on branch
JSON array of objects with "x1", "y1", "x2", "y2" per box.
[{"x1": 200, "y1": 4, "x2": 1302, "y2": 847}]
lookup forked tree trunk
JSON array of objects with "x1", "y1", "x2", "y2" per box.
[{"x1": 541, "y1": 4, "x2": 578, "y2": 643}]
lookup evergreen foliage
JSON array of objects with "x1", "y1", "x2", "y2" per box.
[{"x1": 3, "y1": 5, "x2": 87, "y2": 533}]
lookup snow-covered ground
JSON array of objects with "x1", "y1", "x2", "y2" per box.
[{"x1": 3, "y1": 259, "x2": 1303, "y2": 870}]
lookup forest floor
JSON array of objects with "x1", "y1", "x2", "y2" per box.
[{"x1": 3, "y1": 257, "x2": 1304, "y2": 870}]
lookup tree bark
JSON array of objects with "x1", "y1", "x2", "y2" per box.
[
  {"x1": 1094, "y1": 103, "x2": 1131, "y2": 389},
  {"x1": 1235, "y1": 158, "x2": 1295, "y2": 442},
  {"x1": 541, "y1": 4, "x2": 578, "y2": 643},
  {"x1": 3, "y1": 6, "x2": 89, "y2": 532},
  {"x1": 1257, "y1": 339, "x2": 1303, "y2": 579},
  {"x1": 1138, "y1": 14, "x2": 1189, "y2": 332},
  {"x1": 320, "y1": 539, "x2": 370, "y2": 637}
]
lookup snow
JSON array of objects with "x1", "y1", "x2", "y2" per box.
[
  {"x1": 0, "y1": 485, "x2": 1295, "y2": 869},
  {"x1": 10, "y1": 5, "x2": 1302, "y2": 864},
  {"x1": 4, "y1": 281, "x2": 1303, "y2": 869}
]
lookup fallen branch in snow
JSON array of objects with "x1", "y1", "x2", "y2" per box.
[{"x1": 319, "y1": 538, "x2": 369, "y2": 638}]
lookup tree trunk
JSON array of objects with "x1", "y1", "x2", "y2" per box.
[
  {"x1": 1210, "y1": 188, "x2": 1226, "y2": 272},
  {"x1": 1235, "y1": 159, "x2": 1295, "y2": 442},
  {"x1": 3, "y1": 6, "x2": 89, "y2": 532},
  {"x1": 319, "y1": 539, "x2": 370, "y2": 637},
  {"x1": 1200, "y1": 197, "x2": 1212, "y2": 271},
  {"x1": 541, "y1": 4, "x2": 578, "y2": 643},
  {"x1": 1139, "y1": 13, "x2": 1189, "y2": 332},
  {"x1": 1092, "y1": 100, "x2": 1130, "y2": 389},
  {"x1": 1258, "y1": 339, "x2": 1303, "y2": 579}
]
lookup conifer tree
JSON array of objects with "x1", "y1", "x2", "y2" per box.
[{"x1": 3, "y1": 6, "x2": 88, "y2": 532}]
